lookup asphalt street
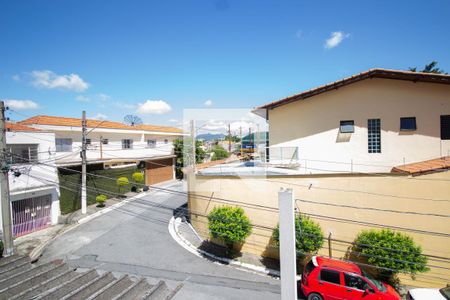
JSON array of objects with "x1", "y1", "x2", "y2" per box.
[{"x1": 41, "y1": 181, "x2": 284, "y2": 300}]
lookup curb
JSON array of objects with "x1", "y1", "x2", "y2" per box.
[{"x1": 168, "y1": 216, "x2": 281, "y2": 278}]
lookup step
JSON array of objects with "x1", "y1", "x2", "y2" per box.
[
  {"x1": 88, "y1": 274, "x2": 133, "y2": 300},
  {"x1": 10, "y1": 268, "x2": 75, "y2": 300},
  {"x1": 0, "y1": 255, "x2": 30, "y2": 273},
  {"x1": 63, "y1": 271, "x2": 116, "y2": 300},
  {"x1": 113, "y1": 277, "x2": 152, "y2": 300},
  {"x1": 0, "y1": 261, "x2": 62, "y2": 291},
  {"x1": 0, "y1": 262, "x2": 68, "y2": 299},
  {"x1": 0, "y1": 260, "x2": 31, "y2": 281},
  {"x1": 37, "y1": 269, "x2": 99, "y2": 300},
  {"x1": 143, "y1": 280, "x2": 170, "y2": 300},
  {"x1": 165, "y1": 283, "x2": 184, "y2": 300}
]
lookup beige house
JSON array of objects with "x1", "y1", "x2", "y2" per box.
[
  {"x1": 258, "y1": 69, "x2": 450, "y2": 173},
  {"x1": 188, "y1": 69, "x2": 450, "y2": 288}
]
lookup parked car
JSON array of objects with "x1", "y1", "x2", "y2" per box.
[
  {"x1": 407, "y1": 287, "x2": 450, "y2": 300},
  {"x1": 300, "y1": 256, "x2": 400, "y2": 300}
]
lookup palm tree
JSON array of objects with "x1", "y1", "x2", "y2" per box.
[{"x1": 409, "y1": 61, "x2": 447, "y2": 74}]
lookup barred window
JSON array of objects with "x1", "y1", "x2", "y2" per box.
[{"x1": 368, "y1": 119, "x2": 381, "y2": 153}]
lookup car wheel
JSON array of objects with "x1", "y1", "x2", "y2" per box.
[{"x1": 307, "y1": 292, "x2": 323, "y2": 300}]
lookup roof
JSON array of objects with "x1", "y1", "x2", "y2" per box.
[
  {"x1": 392, "y1": 156, "x2": 450, "y2": 175},
  {"x1": 6, "y1": 122, "x2": 42, "y2": 132},
  {"x1": 315, "y1": 256, "x2": 361, "y2": 274},
  {"x1": 258, "y1": 68, "x2": 450, "y2": 110},
  {"x1": 19, "y1": 115, "x2": 182, "y2": 134}
]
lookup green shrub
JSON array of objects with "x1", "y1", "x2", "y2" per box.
[
  {"x1": 211, "y1": 145, "x2": 229, "y2": 161},
  {"x1": 95, "y1": 194, "x2": 107, "y2": 207},
  {"x1": 352, "y1": 229, "x2": 428, "y2": 281},
  {"x1": 132, "y1": 172, "x2": 144, "y2": 183},
  {"x1": 273, "y1": 215, "x2": 324, "y2": 256},
  {"x1": 207, "y1": 206, "x2": 252, "y2": 248},
  {"x1": 116, "y1": 177, "x2": 129, "y2": 193}
]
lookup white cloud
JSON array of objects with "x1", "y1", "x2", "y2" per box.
[
  {"x1": 91, "y1": 113, "x2": 108, "y2": 120},
  {"x1": 4, "y1": 99, "x2": 39, "y2": 110},
  {"x1": 12, "y1": 75, "x2": 20, "y2": 81},
  {"x1": 75, "y1": 95, "x2": 90, "y2": 102},
  {"x1": 168, "y1": 118, "x2": 179, "y2": 123},
  {"x1": 295, "y1": 29, "x2": 303, "y2": 39},
  {"x1": 137, "y1": 100, "x2": 172, "y2": 114},
  {"x1": 30, "y1": 70, "x2": 89, "y2": 92},
  {"x1": 324, "y1": 31, "x2": 350, "y2": 49},
  {"x1": 204, "y1": 99, "x2": 213, "y2": 106},
  {"x1": 97, "y1": 93, "x2": 110, "y2": 101},
  {"x1": 114, "y1": 101, "x2": 136, "y2": 110}
]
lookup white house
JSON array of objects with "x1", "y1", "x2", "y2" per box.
[
  {"x1": 1, "y1": 123, "x2": 60, "y2": 237},
  {"x1": 257, "y1": 69, "x2": 450, "y2": 173},
  {"x1": 20, "y1": 115, "x2": 184, "y2": 185}
]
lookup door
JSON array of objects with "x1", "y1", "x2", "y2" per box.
[
  {"x1": 343, "y1": 273, "x2": 378, "y2": 300},
  {"x1": 12, "y1": 194, "x2": 52, "y2": 237},
  {"x1": 145, "y1": 158, "x2": 174, "y2": 185},
  {"x1": 318, "y1": 269, "x2": 346, "y2": 300}
]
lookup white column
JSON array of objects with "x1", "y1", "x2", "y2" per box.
[{"x1": 278, "y1": 188, "x2": 297, "y2": 300}]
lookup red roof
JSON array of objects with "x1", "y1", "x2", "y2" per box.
[
  {"x1": 316, "y1": 256, "x2": 361, "y2": 274},
  {"x1": 258, "y1": 68, "x2": 450, "y2": 110},
  {"x1": 392, "y1": 156, "x2": 450, "y2": 175},
  {"x1": 6, "y1": 122, "x2": 41, "y2": 132},
  {"x1": 19, "y1": 115, "x2": 183, "y2": 134}
]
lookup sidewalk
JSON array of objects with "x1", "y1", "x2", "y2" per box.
[{"x1": 171, "y1": 216, "x2": 281, "y2": 277}]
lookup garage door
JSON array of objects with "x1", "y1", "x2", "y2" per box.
[
  {"x1": 12, "y1": 194, "x2": 52, "y2": 237},
  {"x1": 145, "y1": 158, "x2": 174, "y2": 185}
]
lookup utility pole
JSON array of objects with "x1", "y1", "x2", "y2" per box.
[
  {"x1": 0, "y1": 101, "x2": 13, "y2": 256},
  {"x1": 278, "y1": 188, "x2": 297, "y2": 300},
  {"x1": 190, "y1": 120, "x2": 196, "y2": 172},
  {"x1": 99, "y1": 135, "x2": 103, "y2": 160},
  {"x1": 81, "y1": 111, "x2": 87, "y2": 214},
  {"x1": 228, "y1": 123, "x2": 231, "y2": 153},
  {"x1": 239, "y1": 126, "x2": 243, "y2": 156}
]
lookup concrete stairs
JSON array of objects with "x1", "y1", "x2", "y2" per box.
[{"x1": 0, "y1": 256, "x2": 182, "y2": 300}]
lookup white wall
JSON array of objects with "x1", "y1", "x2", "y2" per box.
[{"x1": 268, "y1": 79, "x2": 450, "y2": 173}]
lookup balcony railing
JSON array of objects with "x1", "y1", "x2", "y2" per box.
[{"x1": 257, "y1": 146, "x2": 299, "y2": 167}]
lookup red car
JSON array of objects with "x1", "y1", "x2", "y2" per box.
[{"x1": 301, "y1": 256, "x2": 400, "y2": 300}]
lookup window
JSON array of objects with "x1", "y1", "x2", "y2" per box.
[
  {"x1": 101, "y1": 138, "x2": 109, "y2": 145},
  {"x1": 368, "y1": 119, "x2": 381, "y2": 153},
  {"x1": 147, "y1": 139, "x2": 156, "y2": 148},
  {"x1": 56, "y1": 138, "x2": 72, "y2": 152},
  {"x1": 6, "y1": 144, "x2": 38, "y2": 164},
  {"x1": 85, "y1": 138, "x2": 91, "y2": 145},
  {"x1": 441, "y1": 115, "x2": 450, "y2": 140},
  {"x1": 320, "y1": 269, "x2": 341, "y2": 285},
  {"x1": 400, "y1": 117, "x2": 417, "y2": 131},
  {"x1": 340, "y1": 120, "x2": 354, "y2": 133},
  {"x1": 164, "y1": 139, "x2": 169, "y2": 144},
  {"x1": 344, "y1": 273, "x2": 370, "y2": 291},
  {"x1": 122, "y1": 139, "x2": 133, "y2": 149},
  {"x1": 304, "y1": 260, "x2": 316, "y2": 277}
]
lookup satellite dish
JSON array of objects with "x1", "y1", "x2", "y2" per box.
[{"x1": 124, "y1": 115, "x2": 143, "y2": 126}]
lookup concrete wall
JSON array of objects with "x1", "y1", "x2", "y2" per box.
[
  {"x1": 188, "y1": 171, "x2": 450, "y2": 288},
  {"x1": 268, "y1": 79, "x2": 450, "y2": 173}
]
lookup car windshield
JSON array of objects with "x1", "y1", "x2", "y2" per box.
[
  {"x1": 440, "y1": 287, "x2": 450, "y2": 300},
  {"x1": 361, "y1": 269, "x2": 386, "y2": 292}
]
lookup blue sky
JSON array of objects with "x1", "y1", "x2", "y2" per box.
[{"x1": 1, "y1": 0, "x2": 449, "y2": 126}]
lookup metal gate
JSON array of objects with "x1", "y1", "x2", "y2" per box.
[{"x1": 12, "y1": 194, "x2": 52, "y2": 237}]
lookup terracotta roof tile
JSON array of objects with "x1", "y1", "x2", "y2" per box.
[
  {"x1": 392, "y1": 156, "x2": 450, "y2": 175},
  {"x1": 258, "y1": 68, "x2": 450, "y2": 110},
  {"x1": 6, "y1": 122, "x2": 41, "y2": 132},
  {"x1": 19, "y1": 115, "x2": 182, "y2": 134}
]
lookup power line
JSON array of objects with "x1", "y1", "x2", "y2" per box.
[{"x1": 296, "y1": 198, "x2": 450, "y2": 218}]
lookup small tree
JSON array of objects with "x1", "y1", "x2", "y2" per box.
[
  {"x1": 131, "y1": 172, "x2": 144, "y2": 191},
  {"x1": 96, "y1": 194, "x2": 107, "y2": 207},
  {"x1": 208, "y1": 206, "x2": 252, "y2": 251},
  {"x1": 116, "y1": 177, "x2": 129, "y2": 194},
  {"x1": 351, "y1": 229, "x2": 428, "y2": 284},
  {"x1": 273, "y1": 215, "x2": 324, "y2": 256},
  {"x1": 211, "y1": 145, "x2": 230, "y2": 161}
]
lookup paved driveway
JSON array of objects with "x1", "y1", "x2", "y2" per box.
[{"x1": 42, "y1": 181, "x2": 282, "y2": 300}]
